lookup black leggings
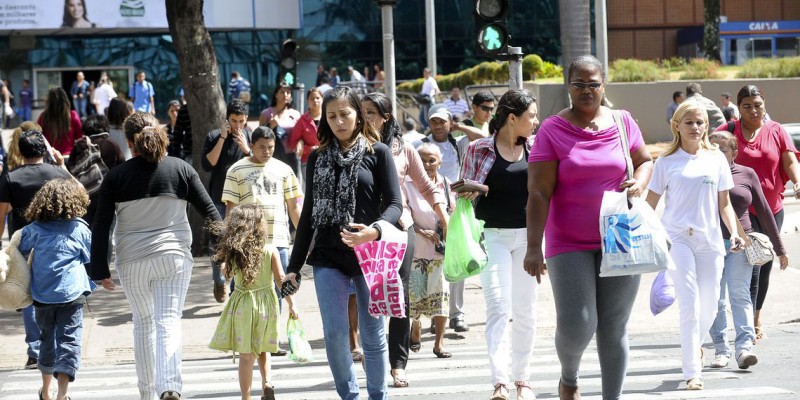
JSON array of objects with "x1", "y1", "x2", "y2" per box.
[
  {"x1": 388, "y1": 226, "x2": 415, "y2": 370},
  {"x1": 749, "y1": 209, "x2": 784, "y2": 310}
]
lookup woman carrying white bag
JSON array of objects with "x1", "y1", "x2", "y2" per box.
[{"x1": 645, "y1": 101, "x2": 745, "y2": 391}]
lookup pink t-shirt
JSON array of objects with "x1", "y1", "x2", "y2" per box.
[
  {"x1": 528, "y1": 111, "x2": 644, "y2": 258},
  {"x1": 714, "y1": 120, "x2": 796, "y2": 214}
]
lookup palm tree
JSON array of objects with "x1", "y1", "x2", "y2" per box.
[{"x1": 558, "y1": 0, "x2": 591, "y2": 83}]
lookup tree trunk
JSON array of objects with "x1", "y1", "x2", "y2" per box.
[
  {"x1": 558, "y1": 0, "x2": 591, "y2": 86},
  {"x1": 703, "y1": 0, "x2": 721, "y2": 61},
  {"x1": 166, "y1": 0, "x2": 226, "y2": 255}
]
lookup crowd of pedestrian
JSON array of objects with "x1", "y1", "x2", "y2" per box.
[{"x1": 1, "y1": 54, "x2": 797, "y2": 400}]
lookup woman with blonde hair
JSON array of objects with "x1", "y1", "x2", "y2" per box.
[
  {"x1": 4, "y1": 121, "x2": 42, "y2": 172},
  {"x1": 646, "y1": 101, "x2": 745, "y2": 391},
  {"x1": 38, "y1": 87, "x2": 82, "y2": 155},
  {"x1": 91, "y1": 112, "x2": 221, "y2": 400}
]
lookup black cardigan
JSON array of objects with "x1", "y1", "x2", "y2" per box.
[{"x1": 288, "y1": 142, "x2": 402, "y2": 277}]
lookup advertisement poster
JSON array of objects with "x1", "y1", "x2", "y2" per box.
[{"x1": 0, "y1": 0, "x2": 301, "y2": 31}]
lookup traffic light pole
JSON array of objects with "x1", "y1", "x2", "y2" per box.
[
  {"x1": 378, "y1": 0, "x2": 398, "y2": 117},
  {"x1": 507, "y1": 46, "x2": 523, "y2": 90}
]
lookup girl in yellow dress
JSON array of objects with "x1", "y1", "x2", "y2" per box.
[{"x1": 209, "y1": 205, "x2": 298, "y2": 400}]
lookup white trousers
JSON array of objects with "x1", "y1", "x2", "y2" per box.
[
  {"x1": 117, "y1": 254, "x2": 193, "y2": 400},
  {"x1": 668, "y1": 232, "x2": 724, "y2": 380},
  {"x1": 479, "y1": 228, "x2": 538, "y2": 385}
]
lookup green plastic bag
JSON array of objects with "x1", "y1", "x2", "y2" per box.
[
  {"x1": 444, "y1": 198, "x2": 488, "y2": 282},
  {"x1": 287, "y1": 317, "x2": 314, "y2": 364}
]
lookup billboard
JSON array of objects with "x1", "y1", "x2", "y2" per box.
[{"x1": 0, "y1": 0, "x2": 301, "y2": 32}]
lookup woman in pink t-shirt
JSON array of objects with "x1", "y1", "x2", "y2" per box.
[
  {"x1": 526, "y1": 55, "x2": 653, "y2": 400},
  {"x1": 37, "y1": 87, "x2": 83, "y2": 155},
  {"x1": 713, "y1": 84, "x2": 800, "y2": 341}
]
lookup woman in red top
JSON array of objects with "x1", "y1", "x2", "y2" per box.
[
  {"x1": 714, "y1": 84, "x2": 800, "y2": 341},
  {"x1": 289, "y1": 88, "x2": 322, "y2": 184},
  {"x1": 38, "y1": 87, "x2": 82, "y2": 155}
]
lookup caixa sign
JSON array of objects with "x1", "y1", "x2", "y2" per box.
[{"x1": 749, "y1": 22, "x2": 780, "y2": 31}]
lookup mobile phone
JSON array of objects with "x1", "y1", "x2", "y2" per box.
[{"x1": 280, "y1": 277, "x2": 300, "y2": 297}]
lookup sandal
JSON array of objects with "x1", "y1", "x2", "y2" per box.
[
  {"x1": 410, "y1": 339, "x2": 421, "y2": 353},
  {"x1": 433, "y1": 348, "x2": 452, "y2": 358},
  {"x1": 351, "y1": 348, "x2": 364, "y2": 362},
  {"x1": 755, "y1": 326, "x2": 766, "y2": 341},
  {"x1": 262, "y1": 382, "x2": 276, "y2": 400},
  {"x1": 515, "y1": 381, "x2": 535, "y2": 400},
  {"x1": 491, "y1": 383, "x2": 509, "y2": 400},
  {"x1": 391, "y1": 369, "x2": 409, "y2": 388}
]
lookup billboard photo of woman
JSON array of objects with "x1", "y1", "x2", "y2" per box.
[{"x1": 62, "y1": 0, "x2": 99, "y2": 28}]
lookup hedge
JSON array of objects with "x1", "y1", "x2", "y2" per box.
[
  {"x1": 737, "y1": 56, "x2": 800, "y2": 78},
  {"x1": 609, "y1": 59, "x2": 667, "y2": 82},
  {"x1": 397, "y1": 55, "x2": 562, "y2": 93},
  {"x1": 679, "y1": 58, "x2": 721, "y2": 80}
]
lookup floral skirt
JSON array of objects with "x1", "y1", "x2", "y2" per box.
[{"x1": 409, "y1": 258, "x2": 449, "y2": 320}]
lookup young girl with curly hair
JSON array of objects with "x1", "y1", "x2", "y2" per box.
[
  {"x1": 17, "y1": 178, "x2": 106, "y2": 400},
  {"x1": 209, "y1": 204, "x2": 297, "y2": 400}
]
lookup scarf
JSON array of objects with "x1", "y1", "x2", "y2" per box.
[
  {"x1": 312, "y1": 136, "x2": 367, "y2": 228},
  {"x1": 382, "y1": 119, "x2": 404, "y2": 157}
]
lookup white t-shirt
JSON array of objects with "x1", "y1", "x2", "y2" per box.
[
  {"x1": 94, "y1": 83, "x2": 117, "y2": 115},
  {"x1": 647, "y1": 148, "x2": 733, "y2": 251},
  {"x1": 429, "y1": 138, "x2": 460, "y2": 182},
  {"x1": 404, "y1": 131, "x2": 426, "y2": 148},
  {"x1": 421, "y1": 77, "x2": 439, "y2": 97}
]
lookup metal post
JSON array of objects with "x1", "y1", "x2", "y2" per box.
[
  {"x1": 508, "y1": 47, "x2": 524, "y2": 90},
  {"x1": 380, "y1": 2, "x2": 397, "y2": 117},
  {"x1": 596, "y1": 0, "x2": 609, "y2": 68},
  {"x1": 425, "y1": 0, "x2": 437, "y2": 75},
  {"x1": 297, "y1": 83, "x2": 306, "y2": 113}
]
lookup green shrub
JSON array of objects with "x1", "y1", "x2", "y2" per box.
[
  {"x1": 737, "y1": 56, "x2": 800, "y2": 78},
  {"x1": 660, "y1": 57, "x2": 687, "y2": 71},
  {"x1": 522, "y1": 54, "x2": 544, "y2": 80},
  {"x1": 610, "y1": 59, "x2": 667, "y2": 82},
  {"x1": 680, "y1": 58, "x2": 721, "y2": 80},
  {"x1": 539, "y1": 61, "x2": 563, "y2": 79},
  {"x1": 397, "y1": 59, "x2": 525, "y2": 92}
]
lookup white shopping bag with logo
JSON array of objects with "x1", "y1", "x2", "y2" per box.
[
  {"x1": 352, "y1": 221, "x2": 407, "y2": 318},
  {"x1": 599, "y1": 189, "x2": 672, "y2": 277}
]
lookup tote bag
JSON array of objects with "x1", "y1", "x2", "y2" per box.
[{"x1": 599, "y1": 111, "x2": 672, "y2": 277}]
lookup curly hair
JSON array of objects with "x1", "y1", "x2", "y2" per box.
[
  {"x1": 25, "y1": 178, "x2": 89, "y2": 222},
  {"x1": 212, "y1": 205, "x2": 268, "y2": 287}
]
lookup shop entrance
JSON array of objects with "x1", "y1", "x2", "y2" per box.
[{"x1": 31, "y1": 67, "x2": 133, "y2": 115}]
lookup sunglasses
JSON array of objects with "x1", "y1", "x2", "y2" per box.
[
  {"x1": 478, "y1": 105, "x2": 494, "y2": 112},
  {"x1": 569, "y1": 82, "x2": 603, "y2": 91}
]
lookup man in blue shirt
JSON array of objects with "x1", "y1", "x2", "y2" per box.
[
  {"x1": 128, "y1": 71, "x2": 155, "y2": 114},
  {"x1": 17, "y1": 79, "x2": 33, "y2": 122}
]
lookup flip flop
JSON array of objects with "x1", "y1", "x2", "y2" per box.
[
  {"x1": 433, "y1": 348, "x2": 452, "y2": 358},
  {"x1": 410, "y1": 339, "x2": 421, "y2": 353},
  {"x1": 391, "y1": 370, "x2": 409, "y2": 388},
  {"x1": 351, "y1": 349, "x2": 364, "y2": 362}
]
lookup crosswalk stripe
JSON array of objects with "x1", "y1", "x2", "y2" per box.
[{"x1": 1, "y1": 342, "x2": 794, "y2": 400}]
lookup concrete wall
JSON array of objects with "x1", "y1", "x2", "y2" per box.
[{"x1": 526, "y1": 78, "x2": 800, "y2": 144}]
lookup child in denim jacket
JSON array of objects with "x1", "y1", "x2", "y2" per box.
[{"x1": 18, "y1": 178, "x2": 108, "y2": 400}]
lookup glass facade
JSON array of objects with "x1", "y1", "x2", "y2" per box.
[{"x1": 2, "y1": 0, "x2": 560, "y2": 117}]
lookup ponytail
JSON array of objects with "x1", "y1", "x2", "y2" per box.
[{"x1": 123, "y1": 111, "x2": 168, "y2": 163}]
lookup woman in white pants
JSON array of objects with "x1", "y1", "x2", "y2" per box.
[
  {"x1": 645, "y1": 101, "x2": 745, "y2": 391},
  {"x1": 460, "y1": 89, "x2": 539, "y2": 400},
  {"x1": 90, "y1": 112, "x2": 221, "y2": 400}
]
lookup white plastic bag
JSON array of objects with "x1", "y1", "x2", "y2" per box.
[{"x1": 599, "y1": 189, "x2": 672, "y2": 277}]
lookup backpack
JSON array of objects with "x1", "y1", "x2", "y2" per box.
[
  {"x1": 68, "y1": 137, "x2": 108, "y2": 195},
  {"x1": 238, "y1": 80, "x2": 252, "y2": 103}
]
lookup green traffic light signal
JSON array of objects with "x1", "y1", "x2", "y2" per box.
[
  {"x1": 478, "y1": 23, "x2": 507, "y2": 53},
  {"x1": 283, "y1": 72, "x2": 295, "y2": 86}
]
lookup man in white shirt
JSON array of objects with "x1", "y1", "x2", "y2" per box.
[
  {"x1": 720, "y1": 92, "x2": 740, "y2": 120},
  {"x1": 419, "y1": 67, "x2": 440, "y2": 129},
  {"x1": 93, "y1": 74, "x2": 117, "y2": 115},
  {"x1": 402, "y1": 117, "x2": 425, "y2": 147}
]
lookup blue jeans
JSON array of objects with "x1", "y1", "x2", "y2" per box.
[
  {"x1": 17, "y1": 106, "x2": 32, "y2": 122},
  {"x1": 709, "y1": 243, "x2": 755, "y2": 357},
  {"x1": 35, "y1": 301, "x2": 84, "y2": 381},
  {"x1": 23, "y1": 304, "x2": 40, "y2": 359},
  {"x1": 74, "y1": 98, "x2": 88, "y2": 119},
  {"x1": 313, "y1": 266, "x2": 388, "y2": 400}
]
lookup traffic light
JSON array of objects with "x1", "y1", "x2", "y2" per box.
[
  {"x1": 474, "y1": 0, "x2": 510, "y2": 58},
  {"x1": 279, "y1": 39, "x2": 298, "y2": 86}
]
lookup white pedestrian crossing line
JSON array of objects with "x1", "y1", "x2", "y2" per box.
[{"x1": 0, "y1": 344, "x2": 794, "y2": 400}]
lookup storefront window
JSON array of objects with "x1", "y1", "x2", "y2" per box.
[{"x1": 776, "y1": 37, "x2": 800, "y2": 58}]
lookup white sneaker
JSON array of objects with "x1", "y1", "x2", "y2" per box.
[
  {"x1": 710, "y1": 354, "x2": 730, "y2": 368},
  {"x1": 737, "y1": 351, "x2": 758, "y2": 369}
]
